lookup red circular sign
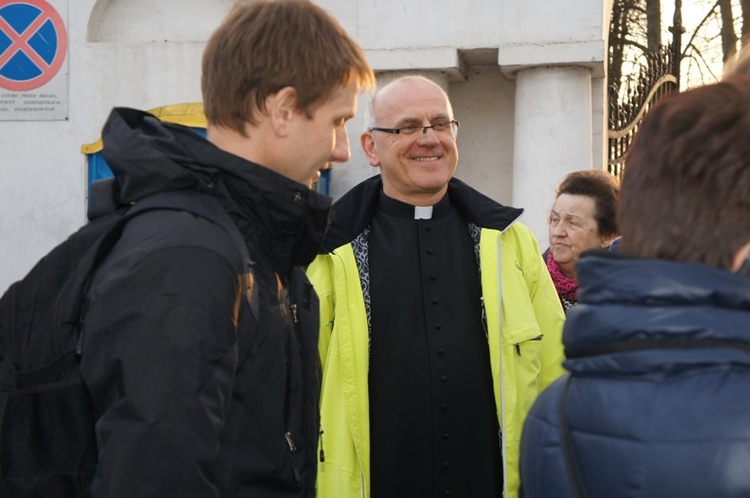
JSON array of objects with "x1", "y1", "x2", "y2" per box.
[{"x1": 0, "y1": 0, "x2": 68, "y2": 91}]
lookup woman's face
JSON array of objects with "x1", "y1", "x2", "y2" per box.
[{"x1": 548, "y1": 194, "x2": 613, "y2": 270}]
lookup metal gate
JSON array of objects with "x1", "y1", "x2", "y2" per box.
[{"x1": 608, "y1": 46, "x2": 678, "y2": 178}]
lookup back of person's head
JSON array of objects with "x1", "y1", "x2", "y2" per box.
[
  {"x1": 620, "y1": 76, "x2": 750, "y2": 269},
  {"x1": 202, "y1": 0, "x2": 374, "y2": 134},
  {"x1": 555, "y1": 169, "x2": 620, "y2": 237}
]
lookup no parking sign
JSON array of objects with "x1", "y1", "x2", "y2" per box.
[{"x1": 0, "y1": 0, "x2": 68, "y2": 120}]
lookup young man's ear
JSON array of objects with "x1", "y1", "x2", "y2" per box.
[
  {"x1": 360, "y1": 131, "x2": 381, "y2": 168},
  {"x1": 268, "y1": 86, "x2": 299, "y2": 136}
]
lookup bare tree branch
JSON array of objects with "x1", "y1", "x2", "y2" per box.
[
  {"x1": 682, "y1": 0, "x2": 720, "y2": 58},
  {"x1": 624, "y1": 39, "x2": 650, "y2": 55},
  {"x1": 684, "y1": 43, "x2": 721, "y2": 80}
]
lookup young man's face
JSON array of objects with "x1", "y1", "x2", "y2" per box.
[
  {"x1": 361, "y1": 78, "x2": 458, "y2": 205},
  {"x1": 285, "y1": 81, "x2": 359, "y2": 187}
]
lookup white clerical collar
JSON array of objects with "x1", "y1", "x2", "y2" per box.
[{"x1": 413, "y1": 206, "x2": 434, "y2": 220}]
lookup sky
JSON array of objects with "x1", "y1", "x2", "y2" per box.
[{"x1": 672, "y1": 0, "x2": 738, "y2": 87}]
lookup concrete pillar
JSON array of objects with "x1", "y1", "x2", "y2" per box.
[{"x1": 512, "y1": 66, "x2": 593, "y2": 246}]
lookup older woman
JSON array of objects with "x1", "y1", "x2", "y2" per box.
[{"x1": 545, "y1": 170, "x2": 619, "y2": 312}]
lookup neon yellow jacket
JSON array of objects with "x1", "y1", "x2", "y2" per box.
[{"x1": 307, "y1": 178, "x2": 565, "y2": 498}]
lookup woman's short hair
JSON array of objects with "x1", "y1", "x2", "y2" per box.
[
  {"x1": 202, "y1": 0, "x2": 374, "y2": 135},
  {"x1": 620, "y1": 76, "x2": 750, "y2": 269},
  {"x1": 555, "y1": 169, "x2": 620, "y2": 238}
]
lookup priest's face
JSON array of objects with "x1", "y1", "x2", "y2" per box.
[{"x1": 361, "y1": 77, "x2": 458, "y2": 205}]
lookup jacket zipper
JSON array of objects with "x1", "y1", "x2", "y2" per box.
[
  {"x1": 480, "y1": 296, "x2": 489, "y2": 340},
  {"x1": 283, "y1": 277, "x2": 298, "y2": 454},
  {"x1": 515, "y1": 334, "x2": 544, "y2": 356},
  {"x1": 285, "y1": 431, "x2": 298, "y2": 452},
  {"x1": 319, "y1": 429, "x2": 325, "y2": 462}
]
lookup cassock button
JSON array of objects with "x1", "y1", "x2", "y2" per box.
[
  {"x1": 427, "y1": 249, "x2": 434, "y2": 255},
  {"x1": 440, "y1": 375, "x2": 447, "y2": 382},
  {"x1": 437, "y1": 348, "x2": 444, "y2": 355},
  {"x1": 426, "y1": 226, "x2": 432, "y2": 231},
  {"x1": 432, "y1": 298, "x2": 439, "y2": 305},
  {"x1": 441, "y1": 403, "x2": 449, "y2": 410},
  {"x1": 430, "y1": 274, "x2": 437, "y2": 281},
  {"x1": 443, "y1": 462, "x2": 450, "y2": 469},
  {"x1": 443, "y1": 432, "x2": 450, "y2": 439},
  {"x1": 444, "y1": 490, "x2": 451, "y2": 496},
  {"x1": 434, "y1": 323, "x2": 442, "y2": 330}
]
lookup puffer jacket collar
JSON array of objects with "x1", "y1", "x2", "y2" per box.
[
  {"x1": 563, "y1": 250, "x2": 750, "y2": 373},
  {"x1": 101, "y1": 107, "x2": 332, "y2": 272},
  {"x1": 320, "y1": 175, "x2": 523, "y2": 251}
]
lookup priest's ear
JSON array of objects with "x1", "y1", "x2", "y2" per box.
[{"x1": 360, "y1": 131, "x2": 382, "y2": 168}]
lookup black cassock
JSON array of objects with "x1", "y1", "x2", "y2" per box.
[{"x1": 369, "y1": 191, "x2": 503, "y2": 498}]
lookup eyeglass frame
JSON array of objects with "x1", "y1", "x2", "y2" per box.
[{"x1": 368, "y1": 119, "x2": 460, "y2": 136}]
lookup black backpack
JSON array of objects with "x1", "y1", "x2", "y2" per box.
[{"x1": 0, "y1": 180, "x2": 248, "y2": 497}]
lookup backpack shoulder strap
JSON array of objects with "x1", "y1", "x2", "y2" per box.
[
  {"x1": 78, "y1": 190, "x2": 253, "y2": 364},
  {"x1": 558, "y1": 374, "x2": 591, "y2": 498},
  {"x1": 63, "y1": 190, "x2": 249, "y2": 329},
  {"x1": 127, "y1": 190, "x2": 250, "y2": 265}
]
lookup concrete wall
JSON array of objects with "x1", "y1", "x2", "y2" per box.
[
  {"x1": 0, "y1": 0, "x2": 611, "y2": 291},
  {"x1": 0, "y1": 0, "x2": 227, "y2": 289}
]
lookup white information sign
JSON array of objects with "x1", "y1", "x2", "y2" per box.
[{"x1": 0, "y1": 0, "x2": 68, "y2": 120}]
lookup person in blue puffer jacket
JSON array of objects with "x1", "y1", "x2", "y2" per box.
[{"x1": 519, "y1": 75, "x2": 750, "y2": 498}]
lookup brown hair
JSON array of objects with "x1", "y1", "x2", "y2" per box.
[
  {"x1": 202, "y1": 0, "x2": 374, "y2": 134},
  {"x1": 555, "y1": 169, "x2": 620, "y2": 237},
  {"x1": 620, "y1": 76, "x2": 750, "y2": 269}
]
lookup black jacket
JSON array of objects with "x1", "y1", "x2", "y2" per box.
[{"x1": 80, "y1": 108, "x2": 329, "y2": 497}]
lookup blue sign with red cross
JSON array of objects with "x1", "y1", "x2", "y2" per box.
[{"x1": 0, "y1": 0, "x2": 67, "y2": 91}]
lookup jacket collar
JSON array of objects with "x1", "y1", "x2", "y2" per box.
[
  {"x1": 575, "y1": 251, "x2": 750, "y2": 309},
  {"x1": 321, "y1": 175, "x2": 523, "y2": 251},
  {"x1": 101, "y1": 107, "x2": 332, "y2": 272},
  {"x1": 565, "y1": 251, "x2": 750, "y2": 350},
  {"x1": 562, "y1": 251, "x2": 750, "y2": 375}
]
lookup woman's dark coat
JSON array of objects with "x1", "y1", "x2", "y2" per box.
[{"x1": 520, "y1": 251, "x2": 750, "y2": 498}]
